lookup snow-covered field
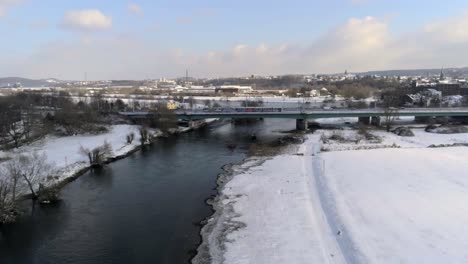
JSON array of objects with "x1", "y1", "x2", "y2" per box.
[
  {"x1": 197, "y1": 127, "x2": 468, "y2": 264},
  {"x1": 320, "y1": 127, "x2": 468, "y2": 151},
  {"x1": 322, "y1": 147, "x2": 468, "y2": 263}
]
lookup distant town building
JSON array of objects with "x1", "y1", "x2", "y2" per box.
[
  {"x1": 407, "y1": 82, "x2": 465, "y2": 96},
  {"x1": 215, "y1": 85, "x2": 253, "y2": 94}
]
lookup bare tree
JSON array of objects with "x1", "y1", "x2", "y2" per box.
[
  {"x1": 22, "y1": 108, "x2": 35, "y2": 141},
  {"x1": 139, "y1": 126, "x2": 150, "y2": 145},
  {"x1": 7, "y1": 120, "x2": 24, "y2": 148},
  {"x1": 3, "y1": 152, "x2": 53, "y2": 201},
  {"x1": 80, "y1": 141, "x2": 113, "y2": 167},
  {"x1": 383, "y1": 107, "x2": 398, "y2": 132},
  {"x1": 5, "y1": 156, "x2": 22, "y2": 201},
  {"x1": 0, "y1": 176, "x2": 16, "y2": 224},
  {"x1": 461, "y1": 95, "x2": 468, "y2": 107},
  {"x1": 188, "y1": 96, "x2": 195, "y2": 109},
  {"x1": 126, "y1": 132, "x2": 135, "y2": 144},
  {"x1": 341, "y1": 84, "x2": 374, "y2": 100},
  {"x1": 381, "y1": 90, "x2": 401, "y2": 132},
  {"x1": 241, "y1": 99, "x2": 264, "y2": 107},
  {"x1": 19, "y1": 152, "x2": 52, "y2": 199},
  {"x1": 115, "y1": 99, "x2": 126, "y2": 111},
  {"x1": 149, "y1": 103, "x2": 178, "y2": 132},
  {"x1": 203, "y1": 99, "x2": 212, "y2": 109}
]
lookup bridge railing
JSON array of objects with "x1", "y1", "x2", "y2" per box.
[{"x1": 121, "y1": 107, "x2": 468, "y2": 118}]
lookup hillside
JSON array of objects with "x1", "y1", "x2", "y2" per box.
[
  {"x1": 360, "y1": 67, "x2": 468, "y2": 77},
  {"x1": 0, "y1": 77, "x2": 62, "y2": 88}
]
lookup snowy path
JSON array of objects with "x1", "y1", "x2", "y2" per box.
[
  {"x1": 299, "y1": 136, "x2": 347, "y2": 263},
  {"x1": 213, "y1": 136, "x2": 348, "y2": 264},
  {"x1": 307, "y1": 136, "x2": 364, "y2": 263}
]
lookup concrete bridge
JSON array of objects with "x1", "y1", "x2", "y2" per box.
[{"x1": 120, "y1": 107, "x2": 468, "y2": 130}]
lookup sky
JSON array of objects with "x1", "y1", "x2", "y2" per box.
[{"x1": 1, "y1": 0, "x2": 468, "y2": 80}]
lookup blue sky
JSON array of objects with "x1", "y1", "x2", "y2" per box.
[{"x1": 1, "y1": 0, "x2": 468, "y2": 79}]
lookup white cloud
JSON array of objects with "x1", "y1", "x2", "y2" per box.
[
  {"x1": 350, "y1": 0, "x2": 370, "y2": 5},
  {"x1": 0, "y1": 0, "x2": 23, "y2": 18},
  {"x1": 150, "y1": 22, "x2": 161, "y2": 31},
  {"x1": 61, "y1": 9, "x2": 112, "y2": 31},
  {"x1": 29, "y1": 19, "x2": 49, "y2": 30},
  {"x1": 303, "y1": 16, "x2": 394, "y2": 72},
  {"x1": 176, "y1": 16, "x2": 192, "y2": 24},
  {"x1": 423, "y1": 12, "x2": 468, "y2": 43},
  {"x1": 5, "y1": 13, "x2": 468, "y2": 79},
  {"x1": 127, "y1": 3, "x2": 143, "y2": 16},
  {"x1": 0, "y1": 0, "x2": 23, "y2": 3}
]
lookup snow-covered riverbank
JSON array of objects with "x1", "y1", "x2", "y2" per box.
[
  {"x1": 0, "y1": 125, "x2": 150, "y2": 192},
  {"x1": 195, "y1": 128, "x2": 468, "y2": 263},
  {"x1": 194, "y1": 135, "x2": 346, "y2": 264},
  {"x1": 0, "y1": 119, "x2": 219, "y2": 198}
]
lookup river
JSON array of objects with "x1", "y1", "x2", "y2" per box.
[{"x1": 0, "y1": 119, "x2": 295, "y2": 264}]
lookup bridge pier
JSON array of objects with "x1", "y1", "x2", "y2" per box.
[
  {"x1": 415, "y1": 116, "x2": 433, "y2": 123},
  {"x1": 451, "y1": 116, "x2": 468, "y2": 124},
  {"x1": 371, "y1": 116, "x2": 381, "y2": 126},
  {"x1": 296, "y1": 119, "x2": 308, "y2": 131},
  {"x1": 358, "y1": 117, "x2": 370, "y2": 125}
]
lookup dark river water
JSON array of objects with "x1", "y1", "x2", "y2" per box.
[{"x1": 0, "y1": 119, "x2": 295, "y2": 264}]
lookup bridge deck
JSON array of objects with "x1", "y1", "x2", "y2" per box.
[{"x1": 120, "y1": 108, "x2": 468, "y2": 119}]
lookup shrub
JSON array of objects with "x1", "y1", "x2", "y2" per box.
[
  {"x1": 126, "y1": 132, "x2": 135, "y2": 144},
  {"x1": 329, "y1": 131, "x2": 345, "y2": 141},
  {"x1": 320, "y1": 133, "x2": 329, "y2": 143},
  {"x1": 139, "y1": 127, "x2": 150, "y2": 145},
  {"x1": 80, "y1": 141, "x2": 113, "y2": 167}
]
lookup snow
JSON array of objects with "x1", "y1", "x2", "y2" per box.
[
  {"x1": 199, "y1": 126, "x2": 468, "y2": 264},
  {"x1": 198, "y1": 136, "x2": 345, "y2": 264},
  {"x1": 320, "y1": 128, "x2": 468, "y2": 151},
  {"x1": 1, "y1": 118, "x2": 219, "y2": 196},
  {"x1": 322, "y1": 147, "x2": 468, "y2": 263},
  {"x1": 1, "y1": 125, "x2": 139, "y2": 168},
  {"x1": 0, "y1": 125, "x2": 150, "y2": 191},
  {"x1": 222, "y1": 154, "x2": 344, "y2": 264}
]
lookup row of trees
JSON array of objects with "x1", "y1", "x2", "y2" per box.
[
  {"x1": 0, "y1": 92, "x2": 116, "y2": 149},
  {"x1": 0, "y1": 93, "x2": 45, "y2": 148}
]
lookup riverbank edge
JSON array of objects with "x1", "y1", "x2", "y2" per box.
[
  {"x1": 191, "y1": 156, "x2": 270, "y2": 264},
  {"x1": 19, "y1": 119, "x2": 219, "y2": 202},
  {"x1": 192, "y1": 133, "x2": 306, "y2": 263}
]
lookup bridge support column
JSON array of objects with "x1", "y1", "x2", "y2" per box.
[
  {"x1": 371, "y1": 116, "x2": 381, "y2": 126},
  {"x1": 451, "y1": 116, "x2": 468, "y2": 124},
  {"x1": 296, "y1": 119, "x2": 308, "y2": 131},
  {"x1": 415, "y1": 116, "x2": 432, "y2": 123},
  {"x1": 358, "y1": 117, "x2": 370, "y2": 125}
]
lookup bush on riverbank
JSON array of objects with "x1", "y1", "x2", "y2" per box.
[
  {"x1": 126, "y1": 132, "x2": 135, "y2": 144},
  {"x1": 0, "y1": 178, "x2": 18, "y2": 224},
  {"x1": 80, "y1": 141, "x2": 113, "y2": 167},
  {"x1": 425, "y1": 124, "x2": 468, "y2": 134},
  {"x1": 38, "y1": 184, "x2": 61, "y2": 204},
  {"x1": 392, "y1": 127, "x2": 415, "y2": 137},
  {"x1": 139, "y1": 127, "x2": 150, "y2": 145}
]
